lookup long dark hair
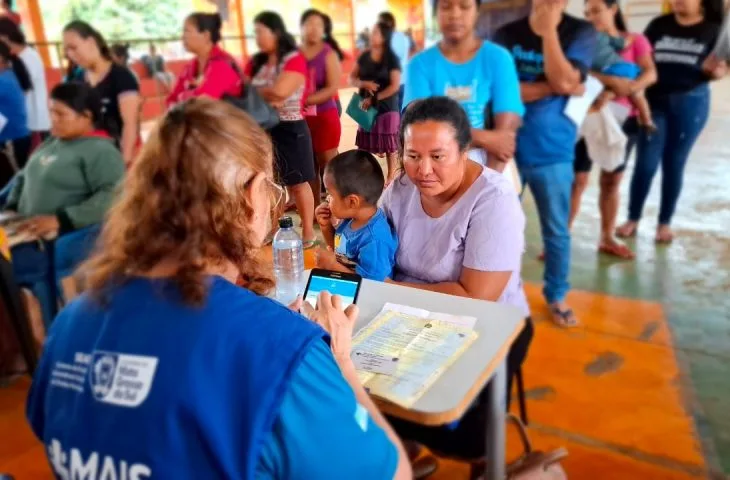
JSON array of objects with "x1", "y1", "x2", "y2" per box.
[
  {"x1": 50, "y1": 82, "x2": 104, "y2": 130},
  {"x1": 110, "y1": 43, "x2": 131, "y2": 64},
  {"x1": 373, "y1": 21, "x2": 396, "y2": 62},
  {"x1": 596, "y1": 0, "x2": 629, "y2": 32},
  {"x1": 251, "y1": 11, "x2": 298, "y2": 76},
  {"x1": 63, "y1": 20, "x2": 112, "y2": 61},
  {"x1": 186, "y1": 12, "x2": 223, "y2": 44},
  {"x1": 0, "y1": 41, "x2": 31, "y2": 92},
  {"x1": 300, "y1": 9, "x2": 345, "y2": 61},
  {"x1": 0, "y1": 17, "x2": 26, "y2": 45},
  {"x1": 701, "y1": 0, "x2": 724, "y2": 24}
]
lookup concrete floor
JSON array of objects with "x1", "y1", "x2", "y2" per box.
[
  {"x1": 1, "y1": 83, "x2": 729, "y2": 478},
  {"x1": 523, "y1": 79, "x2": 730, "y2": 474}
]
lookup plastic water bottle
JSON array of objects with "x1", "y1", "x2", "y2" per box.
[{"x1": 273, "y1": 216, "x2": 304, "y2": 305}]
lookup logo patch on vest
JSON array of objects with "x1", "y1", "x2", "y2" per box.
[{"x1": 88, "y1": 351, "x2": 158, "y2": 408}]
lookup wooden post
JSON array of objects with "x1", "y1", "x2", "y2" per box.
[
  {"x1": 22, "y1": 0, "x2": 52, "y2": 67},
  {"x1": 234, "y1": 0, "x2": 248, "y2": 59},
  {"x1": 349, "y1": 0, "x2": 357, "y2": 54}
]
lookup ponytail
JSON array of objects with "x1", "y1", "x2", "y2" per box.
[
  {"x1": 323, "y1": 14, "x2": 345, "y2": 60},
  {"x1": 186, "y1": 12, "x2": 223, "y2": 44},
  {"x1": 0, "y1": 41, "x2": 31, "y2": 91},
  {"x1": 64, "y1": 20, "x2": 113, "y2": 61},
  {"x1": 702, "y1": 0, "x2": 724, "y2": 24}
]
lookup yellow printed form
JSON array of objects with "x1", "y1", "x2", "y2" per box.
[{"x1": 352, "y1": 308, "x2": 478, "y2": 408}]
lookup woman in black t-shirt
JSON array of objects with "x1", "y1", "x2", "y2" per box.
[
  {"x1": 350, "y1": 22, "x2": 401, "y2": 185},
  {"x1": 617, "y1": 0, "x2": 726, "y2": 243},
  {"x1": 63, "y1": 21, "x2": 141, "y2": 166}
]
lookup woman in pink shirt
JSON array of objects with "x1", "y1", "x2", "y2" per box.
[
  {"x1": 570, "y1": 0, "x2": 657, "y2": 259},
  {"x1": 167, "y1": 13, "x2": 242, "y2": 106}
]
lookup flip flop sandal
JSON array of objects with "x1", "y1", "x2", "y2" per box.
[
  {"x1": 615, "y1": 223, "x2": 638, "y2": 239},
  {"x1": 302, "y1": 239, "x2": 318, "y2": 250},
  {"x1": 550, "y1": 306, "x2": 578, "y2": 328}
]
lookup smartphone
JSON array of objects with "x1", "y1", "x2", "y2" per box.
[{"x1": 303, "y1": 269, "x2": 362, "y2": 308}]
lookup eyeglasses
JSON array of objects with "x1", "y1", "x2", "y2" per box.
[{"x1": 267, "y1": 178, "x2": 285, "y2": 210}]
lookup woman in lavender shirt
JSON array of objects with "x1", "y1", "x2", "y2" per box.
[{"x1": 380, "y1": 97, "x2": 533, "y2": 468}]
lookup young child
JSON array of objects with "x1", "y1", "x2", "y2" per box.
[
  {"x1": 593, "y1": 32, "x2": 655, "y2": 131},
  {"x1": 314, "y1": 149, "x2": 397, "y2": 281}
]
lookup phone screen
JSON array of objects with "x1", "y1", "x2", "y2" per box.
[{"x1": 304, "y1": 274, "x2": 360, "y2": 308}]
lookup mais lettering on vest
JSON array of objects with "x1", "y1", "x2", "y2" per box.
[{"x1": 49, "y1": 439, "x2": 151, "y2": 480}]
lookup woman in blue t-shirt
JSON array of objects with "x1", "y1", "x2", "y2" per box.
[
  {"x1": 403, "y1": 0, "x2": 525, "y2": 172},
  {"x1": 0, "y1": 41, "x2": 30, "y2": 187},
  {"x1": 26, "y1": 98, "x2": 411, "y2": 480}
]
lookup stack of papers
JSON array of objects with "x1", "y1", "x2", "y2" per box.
[{"x1": 351, "y1": 303, "x2": 478, "y2": 408}]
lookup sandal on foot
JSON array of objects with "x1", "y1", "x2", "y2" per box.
[
  {"x1": 655, "y1": 229, "x2": 674, "y2": 244},
  {"x1": 598, "y1": 241, "x2": 635, "y2": 259},
  {"x1": 615, "y1": 222, "x2": 638, "y2": 239},
  {"x1": 550, "y1": 305, "x2": 578, "y2": 328},
  {"x1": 302, "y1": 238, "x2": 318, "y2": 250}
]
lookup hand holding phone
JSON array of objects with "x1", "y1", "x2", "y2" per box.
[{"x1": 303, "y1": 269, "x2": 362, "y2": 310}]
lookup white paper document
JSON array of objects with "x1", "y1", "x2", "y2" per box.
[
  {"x1": 351, "y1": 305, "x2": 478, "y2": 408},
  {"x1": 564, "y1": 75, "x2": 604, "y2": 127}
]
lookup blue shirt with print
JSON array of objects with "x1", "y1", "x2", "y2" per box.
[
  {"x1": 27, "y1": 277, "x2": 397, "y2": 479},
  {"x1": 404, "y1": 41, "x2": 524, "y2": 128},
  {"x1": 335, "y1": 209, "x2": 397, "y2": 281},
  {"x1": 494, "y1": 15, "x2": 596, "y2": 166}
]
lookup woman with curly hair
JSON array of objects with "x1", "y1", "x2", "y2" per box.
[{"x1": 25, "y1": 98, "x2": 410, "y2": 480}]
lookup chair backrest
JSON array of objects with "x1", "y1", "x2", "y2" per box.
[{"x1": 0, "y1": 255, "x2": 39, "y2": 375}]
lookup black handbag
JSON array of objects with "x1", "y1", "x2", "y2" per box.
[{"x1": 221, "y1": 59, "x2": 280, "y2": 130}]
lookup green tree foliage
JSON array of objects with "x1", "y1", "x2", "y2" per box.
[{"x1": 43, "y1": 0, "x2": 189, "y2": 41}]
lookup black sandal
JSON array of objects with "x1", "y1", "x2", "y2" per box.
[{"x1": 549, "y1": 305, "x2": 578, "y2": 328}]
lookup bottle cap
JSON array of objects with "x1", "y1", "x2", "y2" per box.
[{"x1": 278, "y1": 216, "x2": 294, "y2": 228}]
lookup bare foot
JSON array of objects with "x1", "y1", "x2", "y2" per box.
[
  {"x1": 655, "y1": 224, "x2": 674, "y2": 244},
  {"x1": 598, "y1": 238, "x2": 635, "y2": 259},
  {"x1": 549, "y1": 301, "x2": 578, "y2": 328},
  {"x1": 616, "y1": 221, "x2": 638, "y2": 238}
]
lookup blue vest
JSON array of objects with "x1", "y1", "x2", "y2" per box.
[{"x1": 27, "y1": 276, "x2": 325, "y2": 479}]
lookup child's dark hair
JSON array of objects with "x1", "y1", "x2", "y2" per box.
[
  {"x1": 399, "y1": 96, "x2": 472, "y2": 156},
  {"x1": 325, "y1": 150, "x2": 385, "y2": 206},
  {"x1": 186, "y1": 12, "x2": 223, "y2": 44},
  {"x1": 51, "y1": 82, "x2": 104, "y2": 129},
  {"x1": 63, "y1": 21, "x2": 112, "y2": 61}
]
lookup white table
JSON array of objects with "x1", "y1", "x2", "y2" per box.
[{"x1": 312, "y1": 274, "x2": 525, "y2": 480}]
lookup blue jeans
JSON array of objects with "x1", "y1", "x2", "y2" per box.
[
  {"x1": 11, "y1": 224, "x2": 101, "y2": 326},
  {"x1": 627, "y1": 85, "x2": 710, "y2": 225},
  {"x1": 520, "y1": 162, "x2": 574, "y2": 303}
]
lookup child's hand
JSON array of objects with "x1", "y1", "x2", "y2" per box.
[
  {"x1": 315, "y1": 202, "x2": 332, "y2": 228},
  {"x1": 315, "y1": 247, "x2": 338, "y2": 270}
]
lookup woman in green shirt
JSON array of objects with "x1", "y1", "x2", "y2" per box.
[{"x1": 2, "y1": 82, "x2": 125, "y2": 325}]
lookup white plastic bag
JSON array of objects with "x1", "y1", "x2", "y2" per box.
[
  {"x1": 713, "y1": 14, "x2": 730, "y2": 61},
  {"x1": 580, "y1": 107, "x2": 628, "y2": 172}
]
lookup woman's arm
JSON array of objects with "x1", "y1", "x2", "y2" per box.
[
  {"x1": 703, "y1": 54, "x2": 728, "y2": 80},
  {"x1": 118, "y1": 93, "x2": 141, "y2": 166},
  {"x1": 259, "y1": 71, "x2": 305, "y2": 102},
  {"x1": 630, "y1": 52, "x2": 658, "y2": 91},
  {"x1": 306, "y1": 51, "x2": 342, "y2": 106},
  {"x1": 390, "y1": 267, "x2": 513, "y2": 301},
  {"x1": 520, "y1": 81, "x2": 555, "y2": 103},
  {"x1": 349, "y1": 63, "x2": 361, "y2": 87},
  {"x1": 376, "y1": 69, "x2": 402, "y2": 101}
]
